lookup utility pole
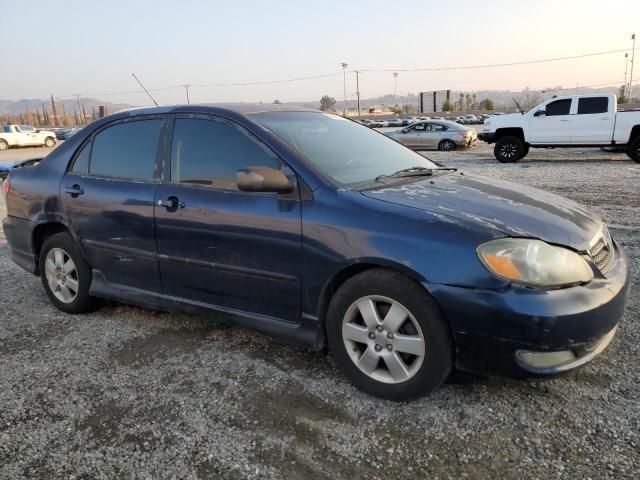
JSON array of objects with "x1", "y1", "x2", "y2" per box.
[
  {"x1": 75, "y1": 95, "x2": 83, "y2": 124},
  {"x1": 624, "y1": 53, "x2": 629, "y2": 97},
  {"x1": 354, "y1": 71, "x2": 361, "y2": 117},
  {"x1": 341, "y1": 63, "x2": 348, "y2": 116},
  {"x1": 629, "y1": 33, "x2": 636, "y2": 100},
  {"x1": 183, "y1": 84, "x2": 191, "y2": 104},
  {"x1": 393, "y1": 73, "x2": 398, "y2": 110},
  {"x1": 50, "y1": 94, "x2": 58, "y2": 127}
]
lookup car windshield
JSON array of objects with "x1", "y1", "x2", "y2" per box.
[{"x1": 251, "y1": 112, "x2": 437, "y2": 186}]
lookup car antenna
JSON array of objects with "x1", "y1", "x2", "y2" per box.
[
  {"x1": 131, "y1": 73, "x2": 159, "y2": 106},
  {"x1": 512, "y1": 97, "x2": 524, "y2": 115}
]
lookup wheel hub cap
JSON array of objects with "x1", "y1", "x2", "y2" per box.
[
  {"x1": 44, "y1": 248, "x2": 79, "y2": 304},
  {"x1": 342, "y1": 295, "x2": 426, "y2": 384}
]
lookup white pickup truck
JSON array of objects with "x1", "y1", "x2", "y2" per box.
[
  {"x1": 0, "y1": 124, "x2": 57, "y2": 151},
  {"x1": 479, "y1": 94, "x2": 640, "y2": 163}
]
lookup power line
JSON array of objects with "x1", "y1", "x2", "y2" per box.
[
  {"x1": 52, "y1": 47, "x2": 639, "y2": 100},
  {"x1": 357, "y1": 48, "x2": 639, "y2": 73}
]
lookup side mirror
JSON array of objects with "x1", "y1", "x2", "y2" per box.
[
  {"x1": 534, "y1": 110, "x2": 546, "y2": 117},
  {"x1": 236, "y1": 167, "x2": 293, "y2": 194}
]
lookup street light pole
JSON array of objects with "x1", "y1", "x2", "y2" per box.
[
  {"x1": 341, "y1": 62, "x2": 348, "y2": 116},
  {"x1": 629, "y1": 34, "x2": 636, "y2": 100},
  {"x1": 355, "y1": 71, "x2": 361, "y2": 117}
]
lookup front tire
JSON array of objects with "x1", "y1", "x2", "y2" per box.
[
  {"x1": 627, "y1": 137, "x2": 640, "y2": 163},
  {"x1": 326, "y1": 269, "x2": 453, "y2": 401},
  {"x1": 39, "y1": 232, "x2": 96, "y2": 313},
  {"x1": 438, "y1": 139, "x2": 456, "y2": 151},
  {"x1": 494, "y1": 136, "x2": 524, "y2": 163},
  {"x1": 44, "y1": 137, "x2": 56, "y2": 148}
]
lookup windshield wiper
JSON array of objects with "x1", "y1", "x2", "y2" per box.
[{"x1": 375, "y1": 166, "x2": 456, "y2": 182}]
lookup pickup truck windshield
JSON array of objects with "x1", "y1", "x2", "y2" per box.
[{"x1": 252, "y1": 112, "x2": 437, "y2": 186}]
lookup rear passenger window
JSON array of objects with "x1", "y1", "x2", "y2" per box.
[
  {"x1": 545, "y1": 99, "x2": 572, "y2": 116},
  {"x1": 71, "y1": 142, "x2": 90, "y2": 174},
  {"x1": 89, "y1": 119, "x2": 164, "y2": 181},
  {"x1": 577, "y1": 97, "x2": 608, "y2": 114},
  {"x1": 170, "y1": 118, "x2": 281, "y2": 190}
]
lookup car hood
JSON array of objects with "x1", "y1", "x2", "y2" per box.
[{"x1": 361, "y1": 173, "x2": 602, "y2": 251}]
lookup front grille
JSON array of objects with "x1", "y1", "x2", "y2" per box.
[{"x1": 589, "y1": 229, "x2": 613, "y2": 273}]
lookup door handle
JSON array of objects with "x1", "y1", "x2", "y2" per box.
[
  {"x1": 560, "y1": 119, "x2": 570, "y2": 122},
  {"x1": 63, "y1": 184, "x2": 84, "y2": 197},
  {"x1": 157, "y1": 196, "x2": 185, "y2": 210}
]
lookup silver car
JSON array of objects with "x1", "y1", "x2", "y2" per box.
[{"x1": 384, "y1": 120, "x2": 477, "y2": 151}]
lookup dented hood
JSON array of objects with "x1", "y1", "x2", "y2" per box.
[{"x1": 362, "y1": 173, "x2": 602, "y2": 251}]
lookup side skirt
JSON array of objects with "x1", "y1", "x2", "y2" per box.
[{"x1": 89, "y1": 270, "x2": 325, "y2": 351}]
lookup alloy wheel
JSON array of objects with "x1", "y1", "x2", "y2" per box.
[
  {"x1": 342, "y1": 295, "x2": 426, "y2": 384},
  {"x1": 499, "y1": 142, "x2": 519, "y2": 160},
  {"x1": 44, "y1": 248, "x2": 79, "y2": 303}
]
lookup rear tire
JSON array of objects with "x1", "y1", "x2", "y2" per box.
[
  {"x1": 0, "y1": 140, "x2": 8, "y2": 151},
  {"x1": 438, "y1": 139, "x2": 456, "y2": 151},
  {"x1": 494, "y1": 136, "x2": 524, "y2": 163},
  {"x1": 44, "y1": 137, "x2": 56, "y2": 148},
  {"x1": 326, "y1": 268, "x2": 453, "y2": 401},
  {"x1": 626, "y1": 137, "x2": 640, "y2": 163},
  {"x1": 39, "y1": 232, "x2": 96, "y2": 313}
]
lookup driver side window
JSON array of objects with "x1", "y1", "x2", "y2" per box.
[
  {"x1": 411, "y1": 123, "x2": 427, "y2": 132},
  {"x1": 170, "y1": 118, "x2": 281, "y2": 190},
  {"x1": 545, "y1": 99, "x2": 572, "y2": 116}
]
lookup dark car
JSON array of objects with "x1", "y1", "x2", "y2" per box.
[
  {"x1": 3, "y1": 104, "x2": 630, "y2": 401},
  {"x1": 386, "y1": 118, "x2": 402, "y2": 128}
]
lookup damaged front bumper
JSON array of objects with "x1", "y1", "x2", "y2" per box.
[{"x1": 427, "y1": 240, "x2": 630, "y2": 377}]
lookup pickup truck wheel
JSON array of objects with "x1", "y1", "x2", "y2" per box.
[
  {"x1": 626, "y1": 137, "x2": 640, "y2": 163},
  {"x1": 326, "y1": 268, "x2": 453, "y2": 401},
  {"x1": 494, "y1": 136, "x2": 524, "y2": 163},
  {"x1": 0, "y1": 140, "x2": 8, "y2": 151},
  {"x1": 438, "y1": 139, "x2": 456, "y2": 151},
  {"x1": 39, "y1": 232, "x2": 97, "y2": 313},
  {"x1": 44, "y1": 137, "x2": 56, "y2": 148}
]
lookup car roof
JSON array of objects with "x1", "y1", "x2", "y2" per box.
[{"x1": 115, "y1": 103, "x2": 321, "y2": 117}]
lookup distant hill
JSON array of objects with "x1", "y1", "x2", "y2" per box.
[{"x1": 0, "y1": 98, "x2": 136, "y2": 117}]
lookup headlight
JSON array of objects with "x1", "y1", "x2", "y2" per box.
[{"x1": 477, "y1": 238, "x2": 593, "y2": 288}]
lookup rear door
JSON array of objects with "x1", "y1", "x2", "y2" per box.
[
  {"x1": 154, "y1": 115, "x2": 303, "y2": 322},
  {"x1": 528, "y1": 98, "x2": 573, "y2": 144},
  {"x1": 571, "y1": 97, "x2": 613, "y2": 144},
  {"x1": 61, "y1": 117, "x2": 166, "y2": 292}
]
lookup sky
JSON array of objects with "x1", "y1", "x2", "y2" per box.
[{"x1": 1, "y1": 0, "x2": 639, "y2": 106}]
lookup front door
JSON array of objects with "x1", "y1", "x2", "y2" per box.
[
  {"x1": 61, "y1": 118, "x2": 166, "y2": 292},
  {"x1": 154, "y1": 116, "x2": 303, "y2": 322},
  {"x1": 528, "y1": 98, "x2": 573, "y2": 144},
  {"x1": 405, "y1": 122, "x2": 428, "y2": 148}
]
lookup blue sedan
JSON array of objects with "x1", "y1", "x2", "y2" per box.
[{"x1": 2, "y1": 104, "x2": 630, "y2": 400}]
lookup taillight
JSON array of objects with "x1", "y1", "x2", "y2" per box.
[{"x1": 2, "y1": 179, "x2": 10, "y2": 195}]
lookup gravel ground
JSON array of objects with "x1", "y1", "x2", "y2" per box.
[{"x1": 0, "y1": 143, "x2": 639, "y2": 479}]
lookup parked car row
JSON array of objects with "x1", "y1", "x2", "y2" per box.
[{"x1": 50, "y1": 127, "x2": 82, "y2": 141}]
